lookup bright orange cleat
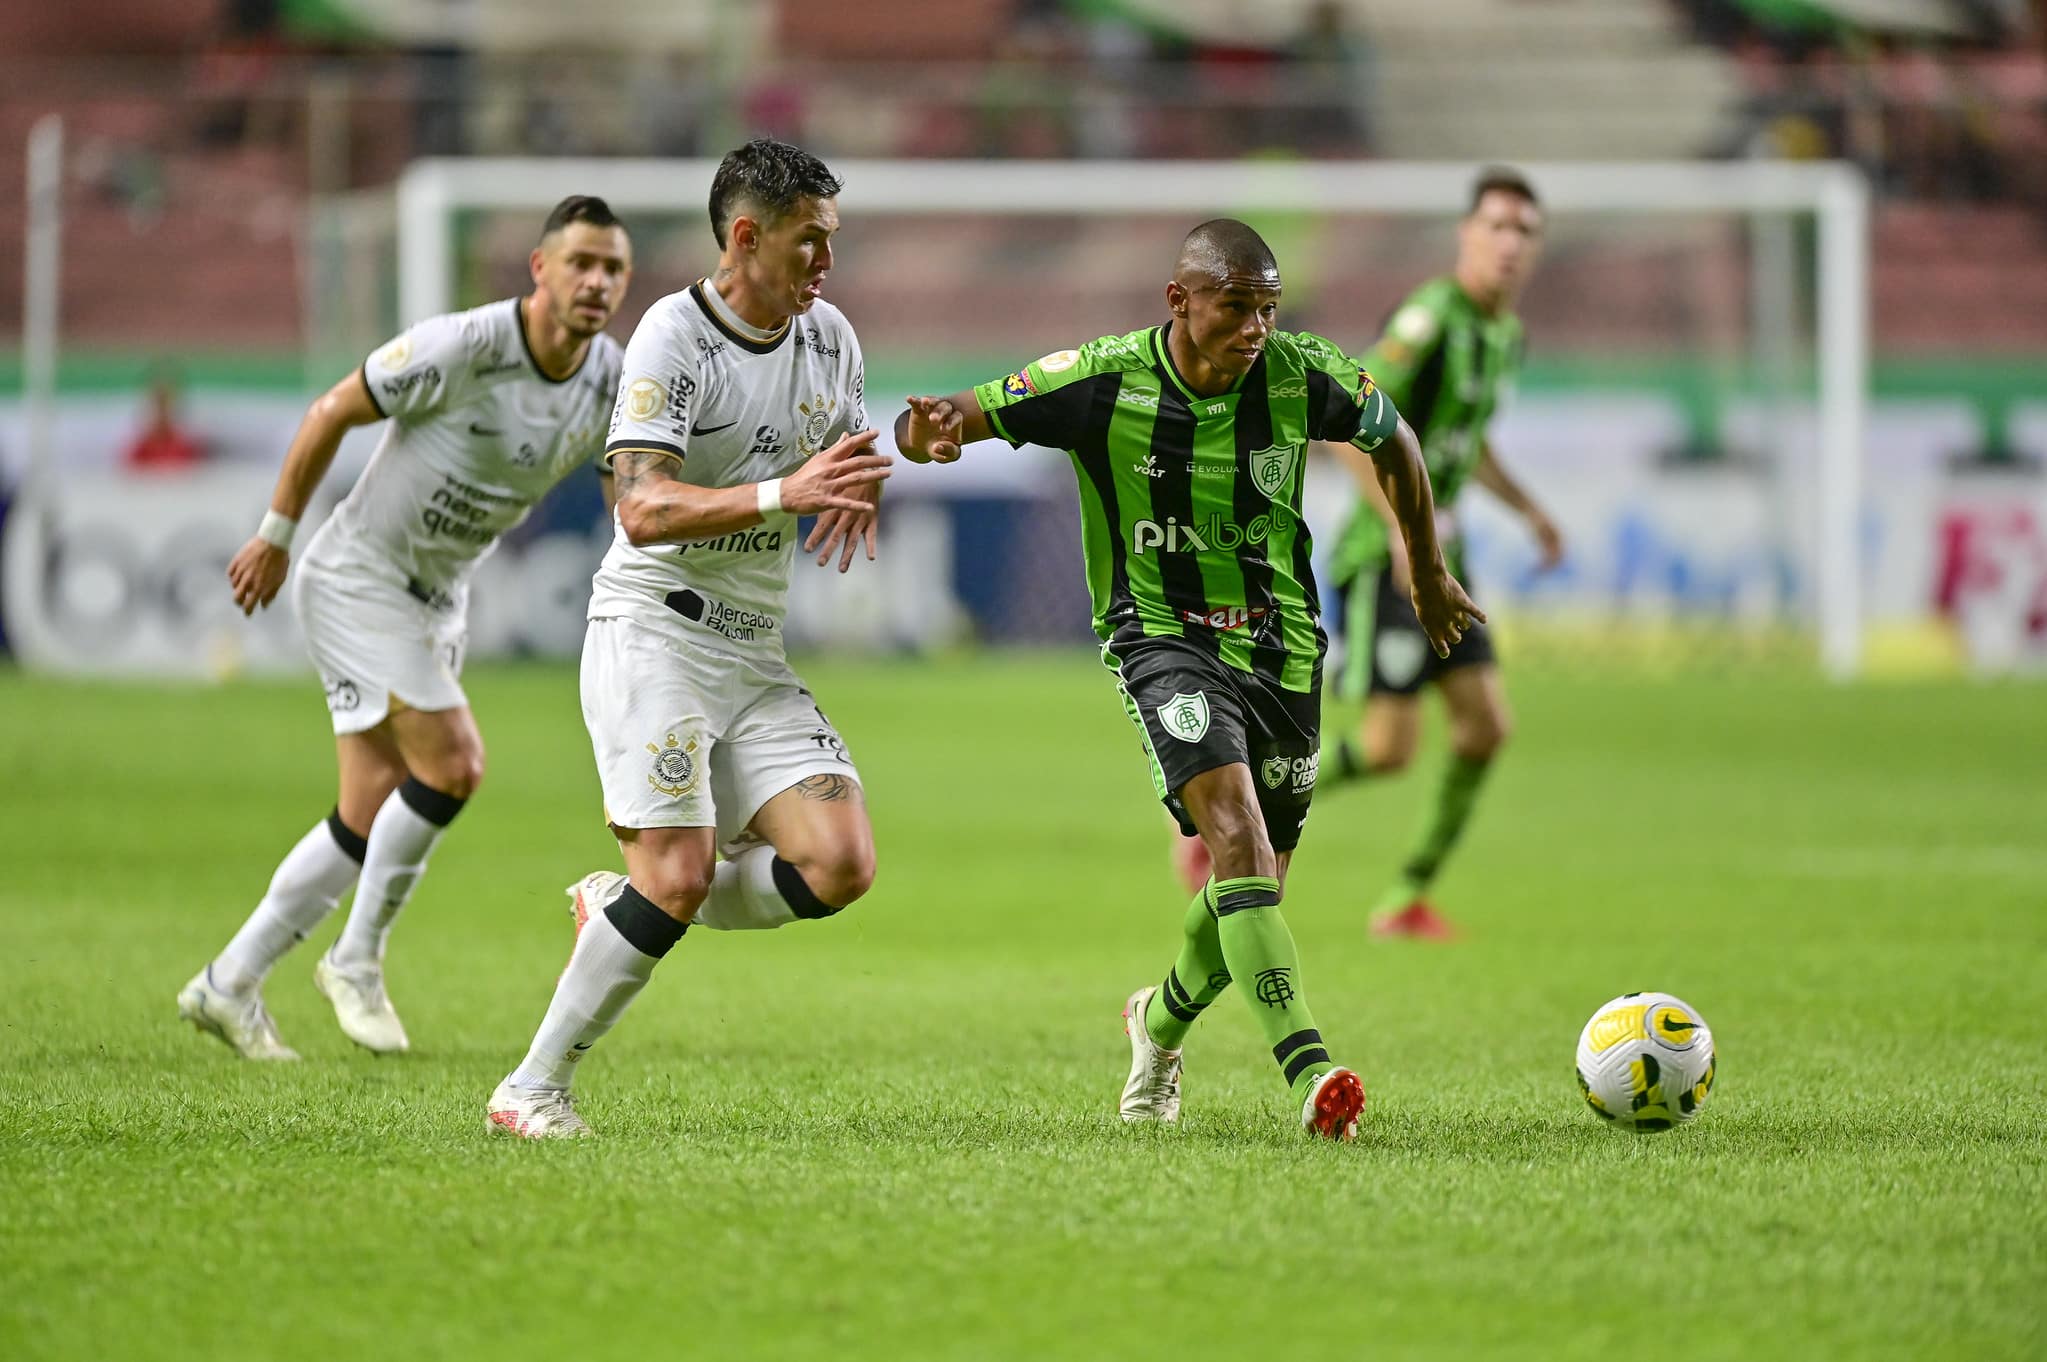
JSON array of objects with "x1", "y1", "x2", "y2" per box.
[
  {"x1": 1301, "y1": 1066, "x2": 1366, "y2": 1141},
  {"x1": 1370, "y1": 899, "x2": 1462, "y2": 941}
]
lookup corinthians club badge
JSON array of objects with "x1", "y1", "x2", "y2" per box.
[{"x1": 646, "y1": 732, "x2": 701, "y2": 797}]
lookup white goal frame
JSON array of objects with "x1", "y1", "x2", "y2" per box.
[{"x1": 395, "y1": 157, "x2": 1870, "y2": 678}]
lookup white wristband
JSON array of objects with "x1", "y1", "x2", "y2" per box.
[
  {"x1": 256, "y1": 510, "x2": 298, "y2": 550},
  {"x1": 756, "y1": 477, "x2": 784, "y2": 519}
]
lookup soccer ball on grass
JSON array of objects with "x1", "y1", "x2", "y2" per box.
[{"x1": 1574, "y1": 991, "x2": 1715, "y2": 1132}]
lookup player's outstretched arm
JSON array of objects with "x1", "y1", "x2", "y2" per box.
[
  {"x1": 613, "y1": 430, "x2": 890, "y2": 548},
  {"x1": 227, "y1": 368, "x2": 383, "y2": 615},
  {"x1": 892, "y1": 392, "x2": 990, "y2": 465},
  {"x1": 1370, "y1": 416, "x2": 1486, "y2": 657},
  {"x1": 1473, "y1": 439, "x2": 1564, "y2": 570}
]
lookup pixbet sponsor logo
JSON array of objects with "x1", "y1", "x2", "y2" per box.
[{"x1": 1130, "y1": 508, "x2": 1297, "y2": 555}]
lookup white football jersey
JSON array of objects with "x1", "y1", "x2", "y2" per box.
[
  {"x1": 588, "y1": 280, "x2": 868, "y2": 655},
  {"x1": 301, "y1": 298, "x2": 623, "y2": 604}
]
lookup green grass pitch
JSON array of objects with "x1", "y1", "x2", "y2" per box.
[{"x1": 1, "y1": 656, "x2": 2042, "y2": 1360}]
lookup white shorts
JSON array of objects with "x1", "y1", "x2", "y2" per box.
[
  {"x1": 292, "y1": 562, "x2": 468, "y2": 736},
  {"x1": 581, "y1": 615, "x2": 859, "y2": 845}
]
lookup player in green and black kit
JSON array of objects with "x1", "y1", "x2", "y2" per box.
[
  {"x1": 893, "y1": 220, "x2": 1480, "y2": 1140},
  {"x1": 1322, "y1": 167, "x2": 1564, "y2": 941}
]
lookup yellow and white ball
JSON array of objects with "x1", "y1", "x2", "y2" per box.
[{"x1": 1575, "y1": 992, "x2": 1715, "y2": 1132}]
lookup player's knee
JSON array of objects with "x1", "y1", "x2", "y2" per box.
[
  {"x1": 640, "y1": 862, "x2": 714, "y2": 919},
  {"x1": 1198, "y1": 801, "x2": 1271, "y2": 874},
  {"x1": 1361, "y1": 727, "x2": 1417, "y2": 774},
  {"x1": 437, "y1": 746, "x2": 487, "y2": 799},
  {"x1": 1453, "y1": 711, "x2": 1511, "y2": 762},
  {"x1": 777, "y1": 846, "x2": 872, "y2": 918},
  {"x1": 812, "y1": 845, "x2": 876, "y2": 909}
]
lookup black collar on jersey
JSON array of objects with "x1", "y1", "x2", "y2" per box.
[
  {"x1": 513, "y1": 296, "x2": 593, "y2": 385},
  {"x1": 1153, "y1": 322, "x2": 1255, "y2": 402},
  {"x1": 688, "y1": 281, "x2": 791, "y2": 355}
]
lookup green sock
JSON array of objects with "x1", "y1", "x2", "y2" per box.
[
  {"x1": 1320, "y1": 736, "x2": 1379, "y2": 787},
  {"x1": 1143, "y1": 882, "x2": 1232, "y2": 1050},
  {"x1": 1210, "y1": 875, "x2": 1334, "y2": 1103},
  {"x1": 1378, "y1": 754, "x2": 1493, "y2": 909}
]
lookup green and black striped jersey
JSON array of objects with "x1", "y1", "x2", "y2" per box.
[
  {"x1": 974, "y1": 323, "x2": 1401, "y2": 694},
  {"x1": 1328, "y1": 276, "x2": 1524, "y2": 583}
]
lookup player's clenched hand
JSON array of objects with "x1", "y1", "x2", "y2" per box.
[
  {"x1": 227, "y1": 538, "x2": 290, "y2": 616},
  {"x1": 803, "y1": 480, "x2": 881, "y2": 573},
  {"x1": 780, "y1": 429, "x2": 891, "y2": 516},
  {"x1": 1409, "y1": 563, "x2": 1486, "y2": 658},
  {"x1": 901, "y1": 396, "x2": 963, "y2": 464}
]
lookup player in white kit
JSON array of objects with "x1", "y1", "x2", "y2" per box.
[
  {"x1": 179, "y1": 197, "x2": 633, "y2": 1060},
  {"x1": 486, "y1": 140, "x2": 892, "y2": 1139}
]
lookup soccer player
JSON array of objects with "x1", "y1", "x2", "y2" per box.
[
  {"x1": 893, "y1": 219, "x2": 1481, "y2": 1140},
  {"x1": 1320, "y1": 166, "x2": 1562, "y2": 940},
  {"x1": 179, "y1": 196, "x2": 633, "y2": 1059},
  {"x1": 484, "y1": 139, "x2": 890, "y2": 1140}
]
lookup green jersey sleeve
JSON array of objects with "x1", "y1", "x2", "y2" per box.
[
  {"x1": 1294, "y1": 330, "x2": 1402, "y2": 452},
  {"x1": 971, "y1": 332, "x2": 1140, "y2": 449},
  {"x1": 1361, "y1": 281, "x2": 1451, "y2": 403}
]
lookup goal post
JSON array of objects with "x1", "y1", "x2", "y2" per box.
[{"x1": 395, "y1": 157, "x2": 1871, "y2": 677}]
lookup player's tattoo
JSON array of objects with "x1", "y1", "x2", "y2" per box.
[
  {"x1": 610, "y1": 448, "x2": 692, "y2": 539},
  {"x1": 793, "y1": 773, "x2": 858, "y2": 803}
]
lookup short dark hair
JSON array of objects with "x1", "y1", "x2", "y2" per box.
[
  {"x1": 1469, "y1": 166, "x2": 1539, "y2": 215},
  {"x1": 539, "y1": 195, "x2": 624, "y2": 244},
  {"x1": 707, "y1": 138, "x2": 846, "y2": 249},
  {"x1": 1176, "y1": 218, "x2": 1280, "y2": 285}
]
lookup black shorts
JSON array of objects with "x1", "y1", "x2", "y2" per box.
[
  {"x1": 1333, "y1": 566, "x2": 1495, "y2": 700},
  {"x1": 1102, "y1": 634, "x2": 1322, "y2": 853}
]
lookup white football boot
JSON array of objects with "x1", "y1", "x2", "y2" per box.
[
  {"x1": 1301, "y1": 1066, "x2": 1367, "y2": 1142},
  {"x1": 485, "y1": 1081, "x2": 592, "y2": 1139},
  {"x1": 314, "y1": 952, "x2": 410, "y2": 1054},
  {"x1": 177, "y1": 968, "x2": 300, "y2": 1061},
  {"x1": 565, "y1": 870, "x2": 626, "y2": 939},
  {"x1": 1119, "y1": 985, "x2": 1184, "y2": 1123}
]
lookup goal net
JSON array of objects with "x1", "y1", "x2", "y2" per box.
[{"x1": 390, "y1": 158, "x2": 1871, "y2": 677}]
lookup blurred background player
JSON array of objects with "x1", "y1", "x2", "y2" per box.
[
  {"x1": 486, "y1": 140, "x2": 890, "y2": 1140},
  {"x1": 179, "y1": 197, "x2": 632, "y2": 1059},
  {"x1": 1321, "y1": 166, "x2": 1562, "y2": 940},
  {"x1": 895, "y1": 219, "x2": 1480, "y2": 1141}
]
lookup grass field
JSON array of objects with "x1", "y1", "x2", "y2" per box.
[{"x1": 2, "y1": 656, "x2": 2043, "y2": 1361}]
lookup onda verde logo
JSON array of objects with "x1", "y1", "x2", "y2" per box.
[{"x1": 1131, "y1": 508, "x2": 1297, "y2": 555}]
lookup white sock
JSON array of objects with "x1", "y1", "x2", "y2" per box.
[
  {"x1": 508, "y1": 895, "x2": 670, "y2": 1091},
  {"x1": 330, "y1": 783, "x2": 456, "y2": 972},
  {"x1": 212, "y1": 816, "x2": 365, "y2": 995},
  {"x1": 694, "y1": 846, "x2": 798, "y2": 931}
]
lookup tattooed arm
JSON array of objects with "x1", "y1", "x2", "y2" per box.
[{"x1": 611, "y1": 433, "x2": 892, "y2": 548}]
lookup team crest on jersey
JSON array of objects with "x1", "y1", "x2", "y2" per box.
[
  {"x1": 374, "y1": 336, "x2": 412, "y2": 371},
  {"x1": 646, "y1": 732, "x2": 701, "y2": 798},
  {"x1": 1260, "y1": 756, "x2": 1290, "y2": 790},
  {"x1": 797, "y1": 394, "x2": 837, "y2": 454},
  {"x1": 1002, "y1": 371, "x2": 1036, "y2": 399},
  {"x1": 1249, "y1": 441, "x2": 1302, "y2": 498},
  {"x1": 1156, "y1": 691, "x2": 1210, "y2": 744},
  {"x1": 1357, "y1": 369, "x2": 1377, "y2": 401}
]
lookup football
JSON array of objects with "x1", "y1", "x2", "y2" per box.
[{"x1": 1575, "y1": 991, "x2": 1716, "y2": 1132}]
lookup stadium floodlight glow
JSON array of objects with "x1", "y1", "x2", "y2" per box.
[{"x1": 397, "y1": 157, "x2": 1870, "y2": 679}]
